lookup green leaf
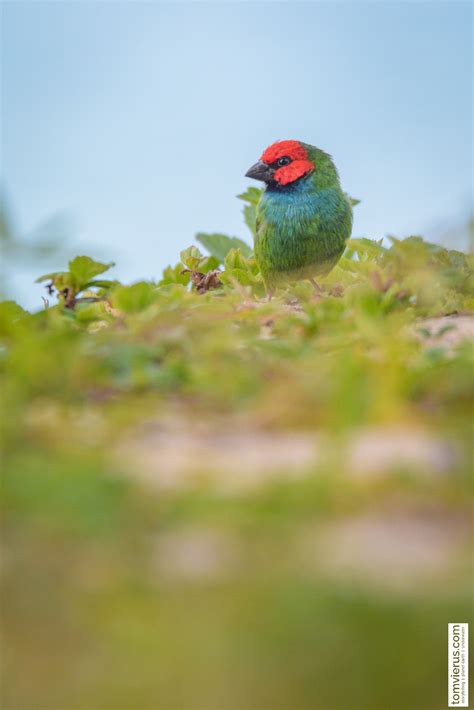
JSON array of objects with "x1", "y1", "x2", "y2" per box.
[
  {"x1": 196, "y1": 233, "x2": 252, "y2": 263},
  {"x1": 347, "y1": 238, "x2": 387, "y2": 260},
  {"x1": 74, "y1": 301, "x2": 111, "y2": 324},
  {"x1": 180, "y1": 245, "x2": 204, "y2": 270},
  {"x1": 242, "y1": 203, "x2": 257, "y2": 237},
  {"x1": 0, "y1": 300, "x2": 31, "y2": 337},
  {"x1": 50, "y1": 272, "x2": 75, "y2": 293},
  {"x1": 68, "y1": 256, "x2": 114, "y2": 289},
  {"x1": 220, "y1": 248, "x2": 263, "y2": 292},
  {"x1": 83, "y1": 279, "x2": 119, "y2": 290},
  {"x1": 159, "y1": 263, "x2": 191, "y2": 286},
  {"x1": 198, "y1": 255, "x2": 221, "y2": 273},
  {"x1": 220, "y1": 257, "x2": 263, "y2": 295},
  {"x1": 236, "y1": 188, "x2": 263, "y2": 238},
  {"x1": 35, "y1": 271, "x2": 63, "y2": 283},
  {"x1": 237, "y1": 187, "x2": 263, "y2": 206},
  {"x1": 344, "y1": 193, "x2": 361, "y2": 207},
  {"x1": 112, "y1": 282, "x2": 157, "y2": 313},
  {"x1": 224, "y1": 248, "x2": 250, "y2": 271}
]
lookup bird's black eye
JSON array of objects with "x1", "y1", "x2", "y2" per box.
[{"x1": 277, "y1": 156, "x2": 291, "y2": 167}]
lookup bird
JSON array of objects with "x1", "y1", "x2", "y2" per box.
[{"x1": 245, "y1": 140, "x2": 352, "y2": 297}]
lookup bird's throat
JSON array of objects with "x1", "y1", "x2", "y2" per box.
[{"x1": 261, "y1": 178, "x2": 320, "y2": 226}]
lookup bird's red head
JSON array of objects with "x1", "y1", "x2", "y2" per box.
[{"x1": 245, "y1": 140, "x2": 314, "y2": 186}]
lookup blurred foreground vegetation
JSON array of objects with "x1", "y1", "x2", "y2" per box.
[{"x1": 1, "y1": 191, "x2": 473, "y2": 709}]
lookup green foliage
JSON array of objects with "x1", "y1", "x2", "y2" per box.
[
  {"x1": 237, "y1": 186, "x2": 262, "y2": 206},
  {"x1": 179, "y1": 245, "x2": 220, "y2": 273},
  {"x1": 346, "y1": 237, "x2": 386, "y2": 259},
  {"x1": 237, "y1": 185, "x2": 263, "y2": 237},
  {"x1": 68, "y1": 255, "x2": 114, "y2": 287},
  {"x1": 158, "y1": 262, "x2": 191, "y2": 287},
  {"x1": 1, "y1": 197, "x2": 473, "y2": 709},
  {"x1": 112, "y1": 281, "x2": 158, "y2": 313},
  {"x1": 220, "y1": 247, "x2": 264, "y2": 293},
  {"x1": 36, "y1": 256, "x2": 116, "y2": 308},
  {"x1": 344, "y1": 192, "x2": 361, "y2": 207},
  {"x1": 0, "y1": 299, "x2": 29, "y2": 324},
  {"x1": 196, "y1": 232, "x2": 252, "y2": 262},
  {"x1": 36, "y1": 254, "x2": 114, "y2": 288}
]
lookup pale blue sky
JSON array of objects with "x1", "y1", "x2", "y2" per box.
[{"x1": 2, "y1": 1, "x2": 473, "y2": 307}]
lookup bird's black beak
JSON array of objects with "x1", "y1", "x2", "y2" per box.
[{"x1": 245, "y1": 160, "x2": 275, "y2": 183}]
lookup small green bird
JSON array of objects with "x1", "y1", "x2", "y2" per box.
[{"x1": 245, "y1": 140, "x2": 352, "y2": 296}]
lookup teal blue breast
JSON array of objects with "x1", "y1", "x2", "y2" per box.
[{"x1": 256, "y1": 183, "x2": 351, "y2": 283}]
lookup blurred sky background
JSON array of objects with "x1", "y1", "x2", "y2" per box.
[{"x1": 2, "y1": 1, "x2": 473, "y2": 309}]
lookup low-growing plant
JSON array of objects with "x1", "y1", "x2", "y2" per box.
[
  {"x1": 36, "y1": 255, "x2": 117, "y2": 308},
  {"x1": 1, "y1": 191, "x2": 473, "y2": 710}
]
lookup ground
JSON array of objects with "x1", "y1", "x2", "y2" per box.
[{"x1": 1, "y1": 234, "x2": 473, "y2": 709}]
